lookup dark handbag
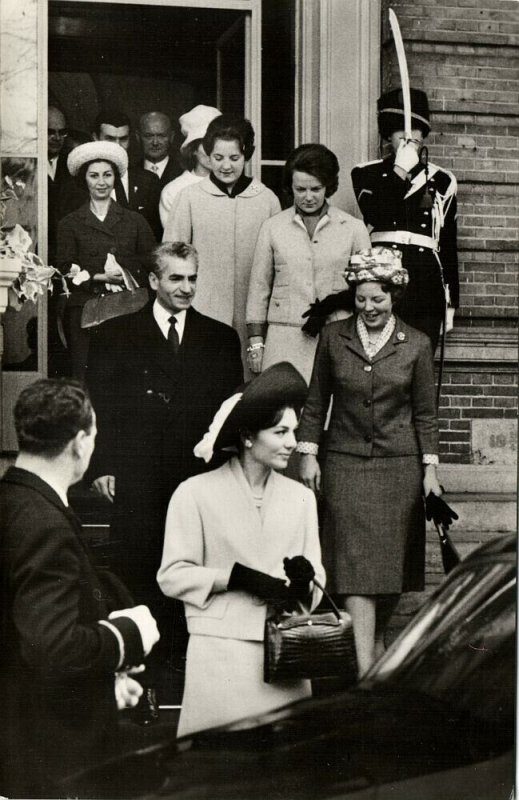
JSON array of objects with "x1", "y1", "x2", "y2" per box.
[
  {"x1": 264, "y1": 578, "x2": 357, "y2": 683},
  {"x1": 80, "y1": 269, "x2": 149, "y2": 328},
  {"x1": 435, "y1": 521, "x2": 461, "y2": 574}
]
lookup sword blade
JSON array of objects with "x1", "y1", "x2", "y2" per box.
[{"x1": 389, "y1": 8, "x2": 412, "y2": 138}]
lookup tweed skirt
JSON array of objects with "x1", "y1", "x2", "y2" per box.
[
  {"x1": 177, "y1": 634, "x2": 311, "y2": 738},
  {"x1": 321, "y1": 451, "x2": 425, "y2": 595}
]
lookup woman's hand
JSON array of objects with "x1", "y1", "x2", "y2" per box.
[
  {"x1": 247, "y1": 337, "x2": 264, "y2": 374},
  {"x1": 423, "y1": 464, "x2": 442, "y2": 498},
  {"x1": 300, "y1": 454, "x2": 321, "y2": 494}
]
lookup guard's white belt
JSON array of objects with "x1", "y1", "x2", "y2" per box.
[{"x1": 370, "y1": 231, "x2": 437, "y2": 251}]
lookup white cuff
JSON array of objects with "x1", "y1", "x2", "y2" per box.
[
  {"x1": 296, "y1": 441, "x2": 319, "y2": 455},
  {"x1": 422, "y1": 454, "x2": 439, "y2": 466},
  {"x1": 99, "y1": 620, "x2": 125, "y2": 669}
]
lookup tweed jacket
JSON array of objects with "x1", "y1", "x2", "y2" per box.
[
  {"x1": 298, "y1": 315, "x2": 439, "y2": 458},
  {"x1": 163, "y1": 176, "x2": 281, "y2": 360},
  {"x1": 246, "y1": 205, "x2": 371, "y2": 331},
  {"x1": 0, "y1": 468, "x2": 145, "y2": 795},
  {"x1": 56, "y1": 200, "x2": 156, "y2": 306},
  {"x1": 158, "y1": 457, "x2": 325, "y2": 641}
]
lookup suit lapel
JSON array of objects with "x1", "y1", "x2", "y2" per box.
[{"x1": 338, "y1": 319, "x2": 371, "y2": 364}]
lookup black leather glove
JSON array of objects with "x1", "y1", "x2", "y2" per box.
[
  {"x1": 283, "y1": 556, "x2": 315, "y2": 587},
  {"x1": 425, "y1": 492, "x2": 459, "y2": 530},
  {"x1": 228, "y1": 562, "x2": 290, "y2": 603},
  {"x1": 301, "y1": 290, "x2": 354, "y2": 337}
]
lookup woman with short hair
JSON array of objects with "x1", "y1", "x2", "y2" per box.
[
  {"x1": 163, "y1": 114, "x2": 281, "y2": 371},
  {"x1": 245, "y1": 143, "x2": 371, "y2": 383},
  {"x1": 158, "y1": 362, "x2": 324, "y2": 737}
]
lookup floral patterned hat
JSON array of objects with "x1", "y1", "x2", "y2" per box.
[{"x1": 345, "y1": 247, "x2": 409, "y2": 287}]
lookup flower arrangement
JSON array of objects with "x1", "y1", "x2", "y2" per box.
[{"x1": 0, "y1": 176, "x2": 68, "y2": 309}]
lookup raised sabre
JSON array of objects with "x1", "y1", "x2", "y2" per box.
[{"x1": 388, "y1": 8, "x2": 411, "y2": 138}]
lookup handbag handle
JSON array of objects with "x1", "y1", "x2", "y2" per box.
[{"x1": 312, "y1": 577, "x2": 343, "y2": 622}]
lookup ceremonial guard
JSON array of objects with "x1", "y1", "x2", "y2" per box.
[{"x1": 351, "y1": 88, "x2": 459, "y2": 351}]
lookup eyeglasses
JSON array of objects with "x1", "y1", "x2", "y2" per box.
[{"x1": 48, "y1": 128, "x2": 68, "y2": 138}]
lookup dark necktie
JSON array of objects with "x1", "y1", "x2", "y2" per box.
[
  {"x1": 167, "y1": 316, "x2": 180, "y2": 354},
  {"x1": 115, "y1": 176, "x2": 129, "y2": 207}
]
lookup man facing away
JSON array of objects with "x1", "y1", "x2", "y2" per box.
[
  {"x1": 86, "y1": 241, "x2": 243, "y2": 701},
  {"x1": 0, "y1": 379, "x2": 160, "y2": 797}
]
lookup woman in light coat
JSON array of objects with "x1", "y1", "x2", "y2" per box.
[
  {"x1": 246, "y1": 144, "x2": 370, "y2": 383},
  {"x1": 158, "y1": 363, "x2": 324, "y2": 737},
  {"x1": 163, "y1": 115, "x2": 281, "y2": 370}
]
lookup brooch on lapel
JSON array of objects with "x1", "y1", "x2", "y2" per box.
[{"x1": 396, "y1": 332, "x2": 406, "y2": 342}]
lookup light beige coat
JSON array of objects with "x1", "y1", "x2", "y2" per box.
[
  {"x1": 157, "y1": 457, "x2": 324, "y2": 641},
  {"x1": 163, "y1": 177, "x2": 281, "y2": 364}
]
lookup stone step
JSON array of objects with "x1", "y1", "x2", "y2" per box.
[
  {"x1": 438, "y1": 464, "x2": 516, "y2": 494},
  {"x1": 438, "y1": 493, "x2": 516, "y2": 532}
]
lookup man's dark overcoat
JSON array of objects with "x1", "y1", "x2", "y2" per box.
[
  {"x1": 86, "y1": 302, "x2": 243, "y2": 594},
  {"x1": 0, "y1": 468, "x2": 144, "y2": 797}
]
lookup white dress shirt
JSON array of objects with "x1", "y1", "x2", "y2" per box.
[
  {"x1": 48, "y1": 157, "x2": 58, "y2": 180},
  {"x1": 111, "y1": 171, "x2": 129, "y2": 203},
  {"x1": 144, "y1": 156, "x2": 169, "y2": 179},
  {"x1": 153, "y1": 299, "x2": 186, "y2": 344}
]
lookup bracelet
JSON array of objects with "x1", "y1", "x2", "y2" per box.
[{"x1": 246, "y1": 342, "x2": 265, "y2": 353}]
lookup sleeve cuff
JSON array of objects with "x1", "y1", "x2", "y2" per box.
[
  {"x1": 213, "y1": 567, "x2": 233, "y2": 593},
  {"x1": 296, "y1": 442, "x2": 319, "y2": 455},
  {"x1": 422, "y1": 454, "x2": 439, "y2": 466},
  {"x1": 247, "y1": 322, "x2": 268, "y2": 338},
  {"x1": 101, "y1": 616, "x2": 145, "y2": 669}
]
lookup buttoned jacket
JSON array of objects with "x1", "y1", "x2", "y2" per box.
[
  {"x1": 163, "y1": 177, "x2": 280, "y2": 353},
  {"x1": 0, "y1": 468, "x2": 144, "y2": 795},
  {"x1": 158, "y1": 457, "x2": 325, "y2": 641},
  {"x1": 298, "y1": 316, "x2": 439, "y2": 457},
  {"x1": 351, "y1": 155, "x2": 459, "y2": 309},
  {"x1": 57, "y1": 200, "x2": 156, "y2": 306},
  {"x1": 246, "y1": 205, "x2": 370, "y2": 329}
]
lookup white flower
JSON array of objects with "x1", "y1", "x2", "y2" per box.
[
  {"x1": 68, "y1": 263, "x2": 90, "y2": 285},
  {"x1": 4, "y1": 223, "x2": 32, "y2": 253}
]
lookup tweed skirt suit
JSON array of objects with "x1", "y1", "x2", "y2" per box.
[{"x1": 297, "y1": 316, "x2": 439, "y2": 595}]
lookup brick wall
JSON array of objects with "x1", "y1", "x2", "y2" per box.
[{"x1": 381, "y1": 0, "x2": 518, "y2": 464}]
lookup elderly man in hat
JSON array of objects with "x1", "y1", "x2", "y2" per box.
[
  {"x1": 0, "y1": 378, "x2": 160, "y2": 797},
  {"x1": 351, "y1": 88, "x2": 459, "y2": 351},
  {"x1": 159, "y1": 105, "x2": 221, "y2": 229}
]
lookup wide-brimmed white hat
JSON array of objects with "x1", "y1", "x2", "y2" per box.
[
  {"x1": 67, "y1": 141, "x2": 128, "y2": 177},
  {"x1": 179, "y1": 105, "x2": 221, "y2": 151}
]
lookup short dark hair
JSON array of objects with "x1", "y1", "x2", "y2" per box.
[
  {"x1": 283, "y1": 144, "x2": 340, "y2": 198},
  {"x1": 93, "y1": 110, "x2": 131, "y2": 137},
  {"x1": 237, "y1": 404, "x2": 302, "y2": 453},
  {"x1": 355, "y1": 279, "x2": 406, "y2": 304},
  {"x1": 76, "y1": 158, "x2": 120, "y2": 187},
  {"x1": 203, "y1": 115, "x2": 255, "y2": 161},
  {"x1": 180, "y1": 138, "x2": 203, "y2": 171},
  {"x1": 14, "y1": 379, "x2": 94, "y2": 457},
  {"x1": 152, "y1": 241, "x2": 199, "y2": 276}
]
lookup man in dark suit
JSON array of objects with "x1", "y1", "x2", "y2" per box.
[
  {"x1": 48, "y1": 106, "x2": 84, "y2": 263},
  {"x1": 0, "y1": 379, "x2": 160, "y2": 797},
  {"x1": 137, "y1": 111, "x2": 181, "y2": 190},
  {"x1": 86, "y1": 241, "x2": 243, "y2": 698},
  {"x1": 93, "y1": 110, "x2": 162, "y2": 240}
]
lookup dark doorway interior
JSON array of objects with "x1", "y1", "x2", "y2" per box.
[{"x1": 48, "y1": 1, "x2": 246, "y2": 161}]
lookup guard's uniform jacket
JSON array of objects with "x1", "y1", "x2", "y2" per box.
[{"x1": 351, "y1": 154, "x2": 458, "y2": 349}]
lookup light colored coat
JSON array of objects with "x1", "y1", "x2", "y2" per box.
[
  {"x1": 245, "y1": 205, "x2": 370, "y2": 381},
  {"x1": 157, "y1": 457, "x2": 324, "y2": 641},
  {"x1": 246, "y1": 205, "x2": 371, "y2": 329},
  {"x1": 163, "y1": 177, "x2": 281, "y2": 362}
]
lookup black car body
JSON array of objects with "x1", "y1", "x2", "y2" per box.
[{"x1": 62, "y1": 534, "x2": 516, "y2": 800}]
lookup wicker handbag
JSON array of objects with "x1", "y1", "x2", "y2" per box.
[{"x1": 264, "y1": 578, "x2": 357, "y2": 683}]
